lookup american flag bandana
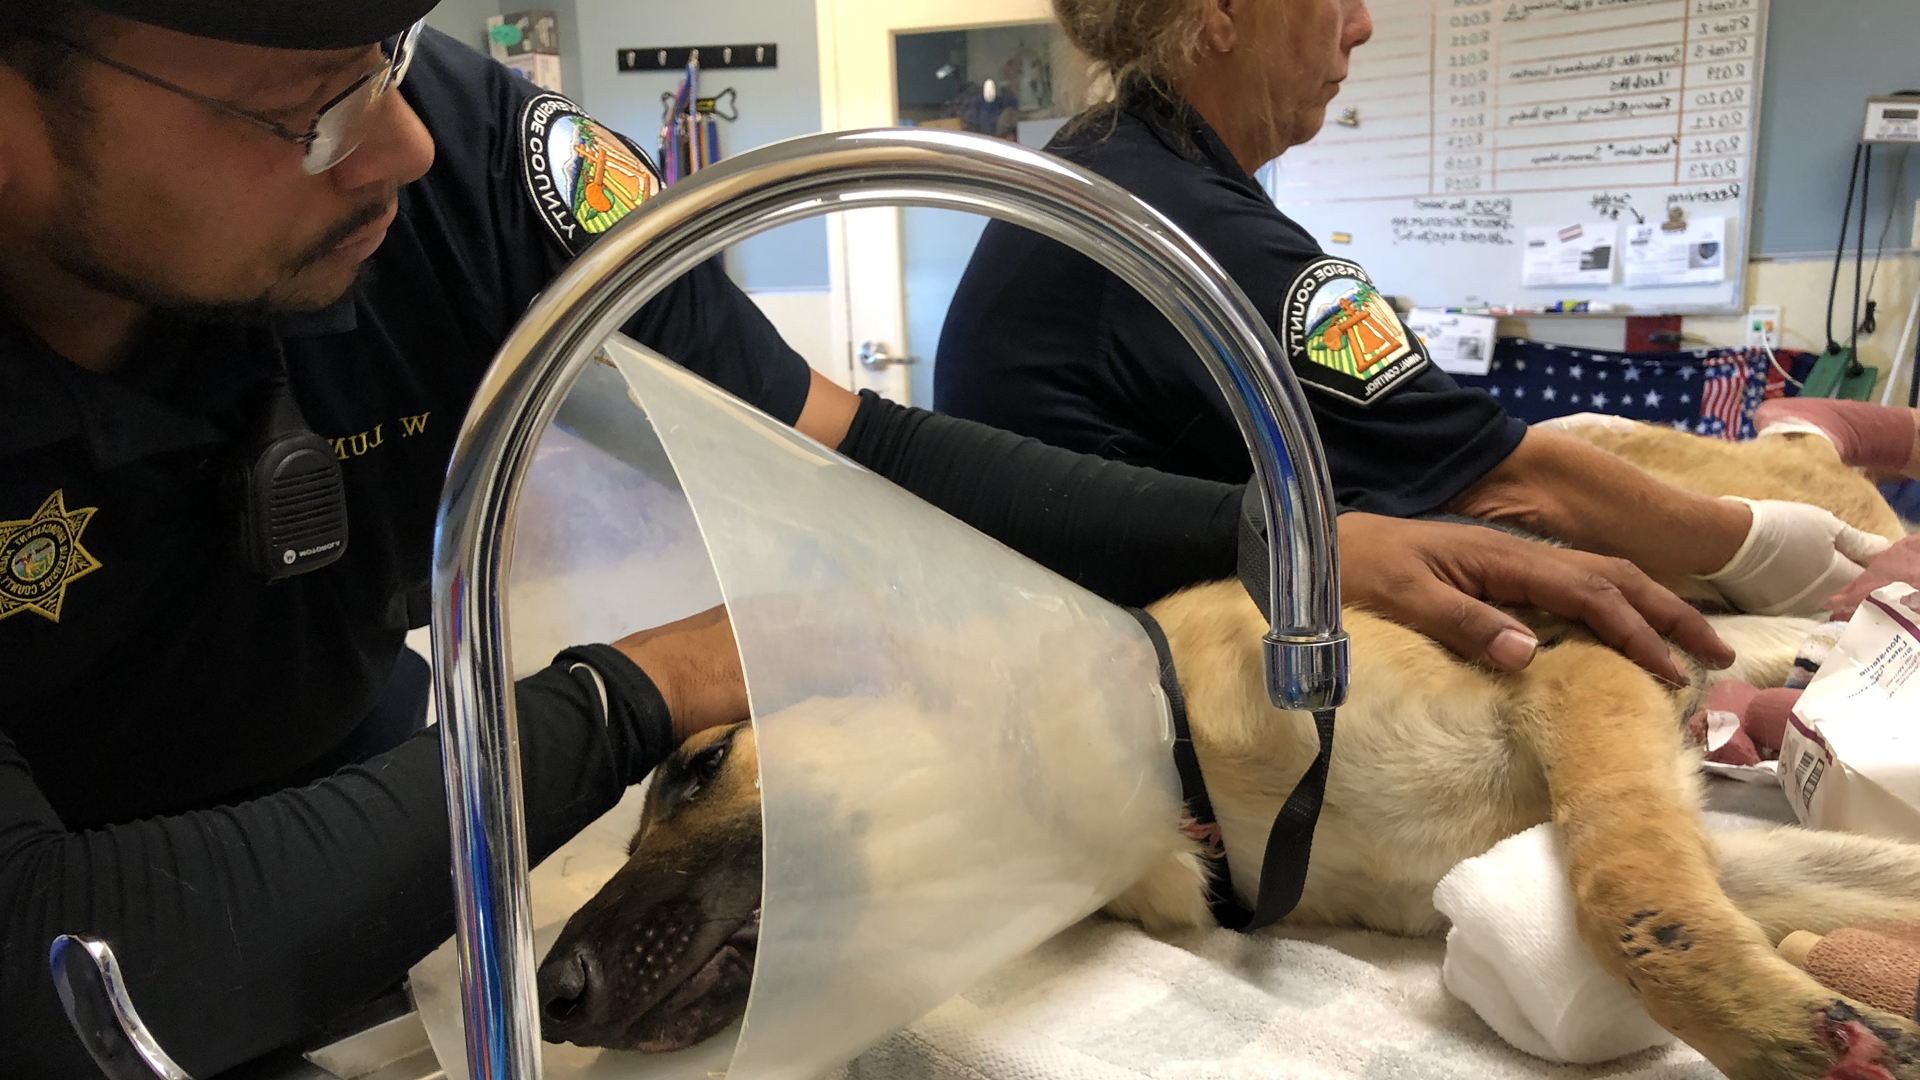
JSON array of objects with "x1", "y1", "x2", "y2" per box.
[{"x1": 1452, "y1": 341, "x2": 1815, "y2": 440}]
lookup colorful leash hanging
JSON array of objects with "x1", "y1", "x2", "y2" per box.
[
  {"x1": 657, "y1": 57, "x2": 697, "y2": 184},
  {"x1": 658, "y1": 68, "x2": 738, "y2": 183}
]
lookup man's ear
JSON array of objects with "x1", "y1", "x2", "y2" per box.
[{"x1": 1198, "y1": 0, "x2": 1239, "y2": 54}]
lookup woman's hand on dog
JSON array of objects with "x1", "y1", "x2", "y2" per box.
[
  {"x1": 1339, "y1": 513, "x2": 1734, "y2": 685},
  {"x1": 613, "y1": 607, "x2": 751, "y2": 742}
]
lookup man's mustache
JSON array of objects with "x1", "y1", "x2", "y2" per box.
[{"x1": 288, "y1": 192, "x2": 398, "y2": 276}]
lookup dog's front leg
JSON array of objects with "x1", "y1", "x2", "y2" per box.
[{"x1": 1510, "y1": 640, "x2": 1920, "y2": 1080}]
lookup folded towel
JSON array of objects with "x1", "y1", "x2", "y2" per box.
[{"x1": 1433, "y1": 824, "x2": 1676, "y2": 1063}]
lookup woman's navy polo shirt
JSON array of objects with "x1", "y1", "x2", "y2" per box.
[{"x1": 935, "y1": 88, "x2": 1525, "y2": 517}]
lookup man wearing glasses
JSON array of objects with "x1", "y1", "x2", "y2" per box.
[
  {"x1": 0, "y1": 1, "x2": 1750, "y2": 1075},
  {"x1": 0, "y1": 2, "x2": 1264, "y2": 1073}
]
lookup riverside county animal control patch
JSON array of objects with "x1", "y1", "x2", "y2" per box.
[
  {"x1": 1278, "y1": 258, "x2": 1429, "y2": 404},
  {"x1": 0, "y1": 490, "x2": 101, "y2": 623},
  {"x1": 521, "y1": 93, "x2": 663, "y2": 255}
]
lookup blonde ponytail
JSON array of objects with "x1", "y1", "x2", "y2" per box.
[{"x1": 1051, "y1": 0, "x2": 1211, "y2": 97}]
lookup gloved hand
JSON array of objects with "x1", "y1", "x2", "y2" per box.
[
  {"x1": 1700, "y1": 498, "x2": 1893, "y2": 616},
  {"x1": 1825, "y1": 533, "x2": 1920, "y2": 621}
]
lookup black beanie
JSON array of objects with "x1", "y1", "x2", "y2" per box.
[{"x1": 80, "y1": 0, "x2": 439, "y2": 50}]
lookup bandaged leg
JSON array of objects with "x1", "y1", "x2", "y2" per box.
[{"x1": 1754, "y1": 400, "x2": 1920, "y2": 478}]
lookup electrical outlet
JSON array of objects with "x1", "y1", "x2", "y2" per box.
[{"x1": 1746, "y1": 305, "x2": 1781, "y2": 349}]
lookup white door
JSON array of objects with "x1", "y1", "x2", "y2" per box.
[{"x1": 815, "y1": 0, "x2": 1083, "y2": 405}]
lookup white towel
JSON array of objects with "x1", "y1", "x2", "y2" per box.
[
  {"x1": 1433, "y1": 824, "x2": 1676, "y2": 1064},
  {"x1": 832, "y1": 916, "x2": 1713, "y2": 1080}
]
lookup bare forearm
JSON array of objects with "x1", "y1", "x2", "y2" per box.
[
  {"x1": 1448, "y1": 428, "x2": 1750, "y2": 577},
  {"x1": 795, "y1": 370, "x2": 860, "y2": 449}
]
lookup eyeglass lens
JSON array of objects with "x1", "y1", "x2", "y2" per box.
[{"x1": 302, "y1": 21, "x2": 425, "y2": 175}]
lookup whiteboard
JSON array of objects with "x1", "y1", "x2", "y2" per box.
[{"x1": 1262, "y1": 0, "x2": 1767, "y2": 314}]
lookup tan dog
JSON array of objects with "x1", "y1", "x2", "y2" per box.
[{"x1": 538, "y1": 428, "x2": 1920, "y2": 1079}]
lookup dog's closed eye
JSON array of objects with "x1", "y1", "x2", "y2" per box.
[{"x1": 683, "y1": 741, "x2": 729, "y2": 797}]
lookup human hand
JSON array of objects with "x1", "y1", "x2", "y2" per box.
[
  {"x1": 1824, "y1": 533, "x2": 1920, "y2": 621},
  {"x1": 1336, "y1": 513, "x2": 1733, "y2": 684},
  {"x1": 612, "y1": 606, "x2": 749, "y2": 742},
  {"x1": 1700, "y1": 498, "x2": 1893, "y2": 616}
]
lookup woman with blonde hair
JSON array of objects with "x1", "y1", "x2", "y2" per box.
[{"x1": 935, "y1": 0, "x2": 1885, "y2": 671}]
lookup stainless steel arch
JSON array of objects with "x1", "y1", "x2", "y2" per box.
[{"x1": 432, "y1": 127, "x2": 1350, "y2": 1080}]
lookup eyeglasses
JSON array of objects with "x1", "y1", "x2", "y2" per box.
[{"x1": 24, "y1": 20, "x2": 425, "y2": 175}]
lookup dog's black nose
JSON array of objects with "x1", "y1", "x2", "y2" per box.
[{"x1": 537, "y1": 945, "x2": 597, "y2": 1035}]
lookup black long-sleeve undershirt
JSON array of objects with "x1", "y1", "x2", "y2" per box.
[
  {"x1": 840, "y1": 391, "x2": 1242, "y2": 607},
  {"x1": 0, "y1": 645, "x2": 673, "y2": 1080}
]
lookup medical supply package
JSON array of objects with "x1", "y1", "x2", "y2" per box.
[{"x1": 1779, "y1": 583, "x2": 1920, "y2": 841}]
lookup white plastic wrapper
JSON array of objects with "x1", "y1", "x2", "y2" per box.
[
  {"x1": 413, "y1": 336, "x2": 1181, "y2": 1080},
  {"x1": 1779, "y1": 583, "x2": 1920, "y2": 841}
]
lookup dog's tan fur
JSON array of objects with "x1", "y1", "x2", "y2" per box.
[
  {"x1": 576, "y1": 428, "x2": 1920, "y2": 1077},
  {"x1": 1100, "y1": 430, "x2": 1920, "y2": 1078},
  {"x1": 1560, "y1": 425, "x2": 1906, "y2": 545},
  {"x1": 1114, "y1": 585, "x2": 1920, "y2": 1078}
]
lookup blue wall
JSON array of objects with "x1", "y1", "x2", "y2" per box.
[
  {"x1": 1751, "y1": 0, "x2": 1919, "y2": 256},
  {"x1": 571, "y1": 0, "x2": 829, "y2": 291},
  {"x1": 435, "y1": 0, "x2": 1919, "y2": 284}
]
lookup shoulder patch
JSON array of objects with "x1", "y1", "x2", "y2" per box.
[
  {"x1": 1277, "y1": 258, "x2": 1429, "y2": 405},
  {"x1": 520, "y1": 93, "x2": 663, "y2": 255}
]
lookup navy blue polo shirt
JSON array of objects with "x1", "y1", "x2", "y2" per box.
[
  {"x1": 0, "y1": 29, "x2": 810, "y2": 829},
  {"x1": 935, "y1": 87, "x2": 1525, "y2": 518}
]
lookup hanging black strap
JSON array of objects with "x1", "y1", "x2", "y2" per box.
[
  {"x1": 1243, "y1": 706, "x2": 1336, "y2": 928},
  {"x1": 1825, "y1": 141, "x2": 1875, "y2": 377},
  {"x1": 1826, "y1": 143, "x2": 1865, "y2": 357},
  {"x1": 1227, "y1": 484, "x2": 1340, "y2": 931},
  {"x1": 1851, "y1": 144, "x2": 1874, "y2": 376},
  {"x1": 1115, "y1": 486, "x2": 1340, "y2": 933}
]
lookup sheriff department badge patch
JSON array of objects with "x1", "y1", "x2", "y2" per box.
[
  {"x1": 0, "y1": 490, "x2": 102, "y2": 623},
  {"x1": 1278, "y1": 258, "x2": 1429, "y2": 405},
  {"x1": 521, "y1": 93, "x2": 663, "y2": 255}
]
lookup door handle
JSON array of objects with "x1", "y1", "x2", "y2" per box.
[
  {"x1": 857, "y1": 341, "x2": 919, "y2": 371},
  {"x1": 50, "y1": 935, "x2": 192, "y2": 1080}
]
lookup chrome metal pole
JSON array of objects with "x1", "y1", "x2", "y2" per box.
[{"x1": 432, "y1": 128, "x2": 1349, "y2": 1080}]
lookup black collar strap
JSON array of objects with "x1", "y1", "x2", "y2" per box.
[
  {"x1": 1125, "y1": 607, "x2": 1255, "y2": 930},
  {"x1": 1127, "y1": 605, "x2": 1340, "y2": 933}
]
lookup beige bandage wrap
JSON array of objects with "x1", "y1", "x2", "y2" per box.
[{"x1": 1779, "y1": 929, "x2": 1920, "y2": 1020}]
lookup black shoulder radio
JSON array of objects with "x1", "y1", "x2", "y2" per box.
[{"x1": 239, "y1": 347, "x2": 348, "y2": 580}]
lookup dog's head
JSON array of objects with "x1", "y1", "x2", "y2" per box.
[{"x1": 536, "y1": 722, "x2": 765, "y2": 1052}]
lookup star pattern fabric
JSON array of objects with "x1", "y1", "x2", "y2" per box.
[{"x1": 1453, "y1": 341, "x2": 1817, "y2": 440}]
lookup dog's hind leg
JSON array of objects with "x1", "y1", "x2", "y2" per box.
[
  {"x1": 1717, "y1": 828, "x2": 1920, "y2": 945},
  {"x1": 1509, "y1": 640, "x2": 1920, "y2": 1079}
]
